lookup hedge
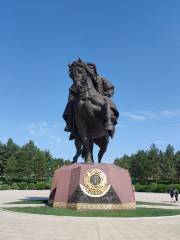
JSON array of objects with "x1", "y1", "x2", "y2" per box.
[
  {"x1": 11, "y1": 183, "x2": 19, "y2": 190},
  {"x1": 134, "y1": 183, "x2": 180, "y2": 193},
  {"x1": 0, "y1": 182, "x2": 51, "y2": 190},
  {"x1": 27, "y1": 183, "x2": 36, "y2": 190},
  {"x1": 0, "y1": 184, "x2": 10, "y2": 190},
  {"x1": 1, "y1": 182, "x2": 180, "y2": 193}
]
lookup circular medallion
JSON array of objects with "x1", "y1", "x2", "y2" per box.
[{"x1": 80, "y1": 168, "x2": 110, "y2": 197}]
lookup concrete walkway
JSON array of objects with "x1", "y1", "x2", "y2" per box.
[
  {"x1": 136, "y1": 192, "x2": 180, "y2": 206},
  {"x1": 0, "y1": 190, "x2": 180, "y2": 240}
]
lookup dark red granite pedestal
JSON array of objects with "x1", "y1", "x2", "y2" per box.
[{"x1": 48, "y1": 163, "x2": 136, "y2": 210}]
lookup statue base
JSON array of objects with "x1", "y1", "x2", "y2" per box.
[{"x1": 48, "y1": 163, "x2": 136, "y2": 210}]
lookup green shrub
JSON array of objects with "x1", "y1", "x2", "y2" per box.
[
  {"x1": 27, "y1": 183, "x2": 36, "y2": 190},
  {"x1": 166, "y1": 184, "x2": 174, "y2": 193},
  {"x1": 174, "y1": 184, "x2": 180, "y2": 192},
  {"x1": 44, "y1": 182, "x2": 51, "y2": 189},
  {"x1": 134, "y1": 183, "x2": 143, "y2": 192},
  {"x1": 166, "y1": 184, "x2": 180, "y2": 192},
  {"x1": 155, "y1": 184, "x2": 167, "y2": 193},
  {"x1": 18, "y1": 182, "x2": 27, "y2": 190},
  {"x1": 134, "y1": 183, "x2": 150, "y2": 192},
  {"x1": 140, "y1": 185, "x2": 149, "y2": 192},
  {"x1": 11, "y1": 183, "x2": 19, "y2": 190},
  {"x1": 0, "y1": 184, "x2": 10, "y2": 190},
  {"x1": 35, "y1": 182, "x2": 51, "y2": 190},
  {"x1": 36, "y1": 182, "x2": 46, "y2": 190},
  {"x1": 135, "y1": 183, "x2": 170, "y2": 193},
  {"x1": 146, "y1": 183, "x2": 158, "y2": 192}
]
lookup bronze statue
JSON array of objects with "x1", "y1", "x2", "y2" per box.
[{"x1": 63, "y1": 59, "x2": 119, "y2": 163}]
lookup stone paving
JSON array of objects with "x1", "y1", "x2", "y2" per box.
[{"x1": 0, "y1": 190, "x2": 180, "y2": 240}]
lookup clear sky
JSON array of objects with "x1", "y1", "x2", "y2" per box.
[{"x1": 0, "y1": 0, "x2": 180, "y2": 162}]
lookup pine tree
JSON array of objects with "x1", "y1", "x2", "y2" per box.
[
  {"x1": 164, "y1": 145, "x2": 176, "y2": 182},
  {"x1": 2, "y1": 138, "x2": 20, "y2": 180},
  {"x1": 175, "y1": 151, "x2": 180, "y2": 181},
  {"x1": 148, "y1": 144, "x2": 161, "y2": 182},
  {"x1": 131, "y1": 150, "x2": 150, "y2": 182},
  {"x1": 33, "y1": 150, "x2": 48, "y2": 182},
  {"x1": 0, "y1": 141, "x2": 7, "y2": 179},
  {"x1": 21, "y1": 140, "x2": 39, "y2": 181},
  {"x1": 5, "y1": 149, "x2": 27, "y2": 181},
  {"x1": 114, "y1": 155, "x2": 132, "y2": 171}
]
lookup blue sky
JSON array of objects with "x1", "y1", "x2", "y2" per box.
[{"x1": 0, "y1": 0, "x2": 180, "y2": 162}]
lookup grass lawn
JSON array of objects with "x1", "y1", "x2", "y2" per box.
[
  {"x1": 8, "y1": 199, "x2": 174, "y2": 207},
  {"x1": 136, "y1": 201, "x2": 174, "y2": 206},
  {"x1": 4, "y1": 206, "x2": 180, "y2": 217}
]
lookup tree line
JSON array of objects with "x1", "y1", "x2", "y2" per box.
[
  {"x1": 1, "y1": 139, "x2": 180, "y2": 184},
  {"x1": 114, "y1": 144, "x2": 180, "y2": 183},
  {"x1": 0, "y1": 138, "x2": 70, "y2": 183}
]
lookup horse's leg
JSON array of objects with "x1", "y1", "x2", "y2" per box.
[
  {"x1": 82, "y1": 137, "x2": 92, "y2": 163},
  {"x1": 76, "y1": 117, "x2": 93, "y2": 163},
  {"x1": 72, "y1": 137, "x2": 82, "y2": 164},
  {"x1": 97, "y1": 136, "x2": 109, "y2": 163},
  {"x1": 89, "y1": 140, "x2": 94, "y2": 163}
]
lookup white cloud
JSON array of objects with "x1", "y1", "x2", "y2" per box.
[
  {"x1": 160, "y1": 110, "x2": 180, "y2": 118},
  {"x1": 121, "y1": 112, "x2": 146, "y2": 120},
  {"x1": 116, "y1": 124, "x2": 126, "y2": 128},
  {"x1": 27, "y1": 122, "x2": 48, "y2": 137},
  {"x1": 135, "y1": 111, "x2": 161, "y2": 120},
  {"x1": 122, "y1": 109, "x2": 180, "y2": 121},
  {"x1": 52, "y1": 122, "x2": 64, "y2": 129},
  {"x1": 26, "y1": 121, "x2": 64, "y2": 148}
]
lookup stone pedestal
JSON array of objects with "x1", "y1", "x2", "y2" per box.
[{"x1": 48, "y1": 163, "x2": 136, "y2": 210}]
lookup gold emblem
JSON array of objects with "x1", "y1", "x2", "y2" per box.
[{"x1": 80, "y1": 168, "x2": 110, "y2": 197}]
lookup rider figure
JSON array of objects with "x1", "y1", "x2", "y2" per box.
[{"x1": 86, "y1": 63, "x2": 118, "y2": 135}]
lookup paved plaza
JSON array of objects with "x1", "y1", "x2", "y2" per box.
[{"x1": 0, "y1": 190, "x2": 180, "y2": 240}]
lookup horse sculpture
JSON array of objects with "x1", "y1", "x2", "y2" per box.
[{"x1": 63, "y1": 59, "x2": 119, "y2": 163}]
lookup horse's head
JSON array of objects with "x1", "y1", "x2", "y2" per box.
[
  {"x1": 68, "y1": 59, "x2": 88, "y2": 85},
  {"x1": 68, "y1": 59, "x2": 98, "y2": 97}
]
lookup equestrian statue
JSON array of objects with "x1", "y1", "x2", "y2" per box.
[{"x1": 63, "y1": 59, "x2": 119, "y2": 163}]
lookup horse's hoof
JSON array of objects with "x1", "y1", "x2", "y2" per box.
[
  {"x1": 85, "y1": 160, "x2": 93, "y2": 164},
  {"x1": 85, "y1": 156, "x2": 93, "y2": 164},
  {"x1": 71, "y1": 161, "x2": 77, "y2": 164}
]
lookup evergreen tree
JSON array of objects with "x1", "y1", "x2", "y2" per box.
[
  {"x1": 131, "y1": 150, "x2": 150, "y2": 182},
  {"x1": 1, "y1": 138, "x2": 19, "y2": 180},
  {"x1": 114, "y1": 155, "x2": 132, "y2": 171},
  {"x1": 6, "y1": 138, "x2": 19, "y2": 154},
  {"x1": 64, "y1": 159, "x2": 71, "y2": 165},
  {"x1": 44, "y1": 150, "x2": 56, "y2": 180},
  {"x1": 175, "y1": 151, "x2": 180, "y2": 180},
  {"x1": 32, "y1": 150, "x2": 49, "y2": 182},
  {"x1": 21, "y1": 140, "x2": 39, "y2": 181},
  {"x1": 164, "y1": 144, "x2": 176, "y2": 182},
  {"x1": 159, "y1": 150, "x2": 165, "y2": 180},
  {"x1": 0, "y1": 141, "x2": 7, "y2": 179},
  {"x1": 148, "y1": 144, "x2": 161, "y2": 182},
  {"x1": 5, "y1": 149, "x2": 25, "y2": 181}
]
